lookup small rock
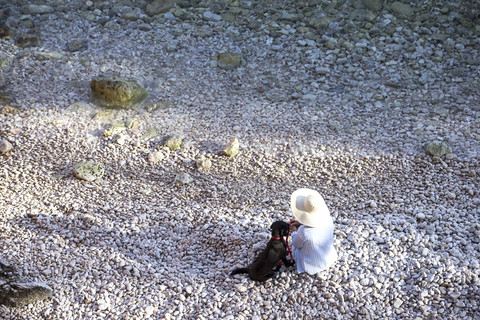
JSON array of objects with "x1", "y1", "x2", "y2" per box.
[
  {"x1": 66, "y1": 39, "x2": 88, "y2": 52},
  {"x1": 393, "y1": 298, "x2": 403, "y2": 308},
  {"x1": 0, "y1": 21, "x2": 11, "y2": 39},
  {"x1": 148, "y1": 150, "x2": 165, "y2": 163},
  {"x1": 0, "y1": 139, "x2": 13, "y2": 153},
  {"x1": 449, "y1": 291, "x2": 461, "y2": 299},
  {"x1": 15, "y1": 32, "x2": 39, "y2": 48},
  {"x1": 175, "y1": 172, "x2": 193, "y2": 184},
  {"x1": 362, "y1": 0, "x2": 382, "y2": 11},
  {"x1": 0, "y1": 282, "x2": 53, "y2": 307},
  {"x1": 426, "y1": 141, "x2": 452, "y2": 157},
  {"x1": 142, "y1": 128, "x2": 159, "y2": 141},
  {"x1": 0, "y1": 70, "x2": 5, "y2": 88},
  {"x1": 73, "y1": 161, "x2": 105, "y2": 182},
  {"x1": 235, "y1": 284, "x2": 247, "y2": 293},
  {"x1": 216, "y1": 52, "x2": 244, "y2": 70},
  {"x1": 23, "y1": 4, "x2": 54, "y2": 15},
  {"x1": 389, "y1": 1, "x2": 415, "y2": 19},
  {"x1": 103, "y1": 123, "x2": 127, "y2": 137},
  {"x1": 196, "y1": 156, "x2": 212, "y2": 171},
  {"x1": 223, "y1": 138, "x2": 239, "y2": 158},
  {"x1": 203, "y1": 11, "x2": 222, "y2": 22},
  {"x1": 369, "y1": 200, "x2": 377, "y2": 208},
  {"x1": 163, "y1": 135, "x2": 183, "y2": 151},
  {"x1": 145, "y1": 0, "x2": 177, "y2": 16},
  {"x1": 1, "y1": 105, "x2": 21, "y2": 115}
]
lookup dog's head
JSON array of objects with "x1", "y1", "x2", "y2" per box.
[{"x1": 270, "y1": 221, "x2": 290, "y2": 238}]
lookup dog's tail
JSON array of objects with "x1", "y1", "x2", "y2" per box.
[{"x1": 230, "y1": 267, "x2": 248, "y2": 276}]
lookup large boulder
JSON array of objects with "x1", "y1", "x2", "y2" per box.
[{"x1": 90, "y1": 74, "x2": 147, "y2": 109}]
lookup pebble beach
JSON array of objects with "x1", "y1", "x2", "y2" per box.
[{"x1": 0, "y1": 0, "x2": 479, "y2": 319}]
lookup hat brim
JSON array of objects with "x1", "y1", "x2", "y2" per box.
[{"x1": 291, "y1": 188, "x2": 330, "y2": 227}]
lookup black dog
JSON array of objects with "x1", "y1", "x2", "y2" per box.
[{"x1": 230, "y1": 221, "x2": 294, "y2": 282}]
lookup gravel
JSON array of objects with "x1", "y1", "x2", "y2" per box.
[{"x1": 0, "y1": 0, "x2": 479, "y2": 319}]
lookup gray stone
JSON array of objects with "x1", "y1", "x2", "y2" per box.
[
  {"x1": 14, "y1": 32, "x2": 39, "y2": 48},
  {"x1": 0, "y1": 21, "x2": 11, "y2": 39},
  {"x1": 0, "y1": 70, "x2": 5, "y2": 88},
  {"x1": 0, "y1": 282, "x2": 53, "y2": 307},
  {"x1": 103, "y1": 123, "x2": 127, "y2": 137},
  {"x1": 0, "y1": 259, "x2": 53, "y2": 308},
  {"x1": 73, "y1": 161, "x2": 105, "y2": 182},
  {"x1": 148, "y1": 150, "x2": 165, "y2": 163},
  {"x1": 175, "y1": 172, "x2": 193, "y2": 184},
  {"x1": 216, "y1": 52, "x2": 244, "y2": 70},
  {"x1": 23, "y1": 5, "x2": 54, "y2": 15},
  {"x1": 66, "y1": 39, "x2": 88, "y2": 52},
  {"x1": 163, "y1": 135, "x2": 183, "y2": 151},
  {"x1": 203, "y1": 11, "x2": 222, "y2": 22},
  {"x1": 426, "y1": 141, "x2": 452, "y2": 157},
  {"x1": 362, "y1": 0, "x2": 382, "y2": 11},
  {"x1": 145, "y1": 0, "x2": 177, "y2": 16},
  {"x1": 0, "y1": 140, "x2": 13, "y2": 153},
  {"x1": 90, "y1": 74, "x2": 148, "y2": 109},
  {"x1": 389, "y1": 2, "x2": 415, "y2": 19}
]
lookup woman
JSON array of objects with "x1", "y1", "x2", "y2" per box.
[{"x1": 289, "y1": 188, "x2": 337, "y2": 275}]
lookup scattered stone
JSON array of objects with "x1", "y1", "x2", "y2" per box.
[
  {"x1": 126, "y1": 118, "x2": 139, "y2": 130},
  {"x1": 66, "y1": 39, "x2": 88, "y2": 52},
  {"x1": 0, "y1": 70, "x2": 5, "y2": 89},
  {"x1": 0, "y1": 91, "x2": 13, "y2": 105},
  {"x1": 0, "y1": 140, "x2": 13, "y2": 153},
  {"x1": 389, "y1": 2, "x2": 415, "y2": 19},
  {"x1": 0, "y1": 282, "x2": 53, "y2": 308},
  {"x1": 1, "y1": 105, "x2": 21, "y2": 115},
  {"x1": 14, "y1": 32, "x2": 39, "y2": 48},
  {"x1": 196, "y1": 156, "x2": 212, "y2": 171},
  {"x1": 163, "y1": 135, "x2": 183, "y2": 151},
  {"x1": 145, "y1": 0, "x2": 177, "y2": 16},
  {"x1": 92, "y1": 109, "x2": 116, "y2": 122},
  {"x1": 203, "y1": 11, "x2": 222, "y2": 22},
  {"x1": 90, "y1": 74, "x2": 148, "y2": 109},
  {"x1": 222, "y1": 138, "x2": 239, "y2": 158},
  {"x1": 0, "y1": 259, "x2": 53, "y2": 308},
  {"x1": 426, "y1": 141, "x2": 452, "y2": 157},
  {"x1": 148, "y1": 150, "x2": 166, "y2": 163},
  {"x1": 145, "y1": 100, "x2": 172, "y2": 112},
  {"x1": 216, "y1": 52, "x2": 245, "y2": 70},
  {"x1": 73, "y1": 161, "x2": 105, "y2": 182},
  {"x1": 142, "y1": 128, "x2": 159, "y2": 141},
  {"x1": 23, "y1": 5, "x2": 55, "y2": 15},
  {"x1": 175, "y1": 172, "x2": 193, "y2": 184},
  {"x1": 0, "y1": 21, "x2": 10, "y2": 39},
  {"x1": 362, "y1": 0, "x2": 383, "y2": 11},
  {"x1": 103, "y1": 123, "x2": 127, "y2": 137}
]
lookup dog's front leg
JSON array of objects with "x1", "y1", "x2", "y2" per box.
[{"x1": 281, "y1": 255, "x2": 295, "y2": 267}]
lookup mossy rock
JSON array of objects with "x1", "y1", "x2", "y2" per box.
[
  {"x1": 90, "y1": 74, "x2": 147, "y2": 109},
  {"x1": 163, "y1": 135, "x2": 183, "y2": 151},
  {"x1": 425, "y1": 141, "x2": 452, "y2": 157},
  {"x1": 73, "y1": 161, "x2": 105, "y2": 182},
  {"x1": 223, "y1": 137, "x2": 239, "y2": 157}
]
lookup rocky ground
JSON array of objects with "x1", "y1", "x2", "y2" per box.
[{"x1": 0, "y1": 0, "x2": 479, "y2": 319}]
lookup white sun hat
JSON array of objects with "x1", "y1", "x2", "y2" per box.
[{"x1": 290, "y1": 188, "x2": 330, "y2": 227}]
